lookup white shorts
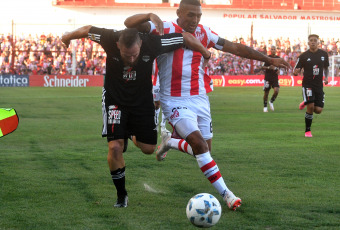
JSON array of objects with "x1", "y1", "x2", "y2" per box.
[{"x1": 160, "y1": 94, "x2": 213, "y2": 140}]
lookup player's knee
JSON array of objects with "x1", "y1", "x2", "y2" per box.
[
  {"x1": 314, "y1": 108, "x2": 323, "y2": 114},
  {"x1": 140, "y1": 145, "x2": 156, "y2": 155},
  {"x1": 108, "y1": 141, "x2": 124, "y2": 156},
  {"x1": 186, "y1": 132, "x2": 209, "y2": 154}
]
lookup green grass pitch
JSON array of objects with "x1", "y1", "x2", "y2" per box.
[{"x1": 1, "y1": 87, "x2": 339, "y2": 230}]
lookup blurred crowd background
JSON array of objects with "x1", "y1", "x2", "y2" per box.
[{"x1": 1, "y1": 33, "x2": 339, "y2": 76}]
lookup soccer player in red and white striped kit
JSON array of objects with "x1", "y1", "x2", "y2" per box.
[{"x1": 125, "y1": 0, "x2": 290, "y2": 210}]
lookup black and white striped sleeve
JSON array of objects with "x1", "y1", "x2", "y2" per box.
[
  {"x1": 88, "y1": 26, "x2": 119, "y2": 52},
  {"x1": 150, "y1": 33, "x2": 184, "y2": 56}
]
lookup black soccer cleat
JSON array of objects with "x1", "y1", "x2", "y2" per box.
[{"x1": 114, "y1": 195, "x2": 128, "y2": 208}]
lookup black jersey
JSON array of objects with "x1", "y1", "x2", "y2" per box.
[
  {"x1": 295, "y1": 49, "x2": 329, "y2": 87},
  {"x1": 263, "y1": 55, "x2": 280, "y2": 81},
  {"x1": 88, "y1": 26, "x2": 185, "y2": 110}
]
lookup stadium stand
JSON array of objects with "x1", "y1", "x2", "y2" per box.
[
  {"x1": 53, "y1": 0, "x2": 340, "y2": 11},
  {"x1": 0, "y1": 33, "x2": 339, "y2": 76}
]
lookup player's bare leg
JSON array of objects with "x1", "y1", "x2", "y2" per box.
[
  {"x1": 263, "y1": 90, "x2": 269, "y2": 112},
  {"x1": 269, "y1": 87, "x2": 279, "y2": 111}
]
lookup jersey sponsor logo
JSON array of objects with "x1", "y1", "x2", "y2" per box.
[
  {"x1": 108, "y1": 105, "x2": 121, "y2": 124},
  {"x1": 306, "y1": 88, "x2": 313, "y2": 97},
  {"x1": 123, "y1": 67, "x2": 137, "y2": 81},
  {"x1": 171, "y1": 106, "x2": 187, "y2": 112},
  {"x1": 321, "y1": 56, "x2": 325, "y2": 61},
  {"x1": 142, "y1": 55, "x2": 150, "y2": 62},
  {"x1": 170, "y1": 109, "x2": 180, "y2": 120},
  {"x1": 313, "y1": 65, "x2": 319, "y2": 76}
]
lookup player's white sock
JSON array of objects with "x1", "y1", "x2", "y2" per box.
[
  {"x1": 168, "y1": 138, "x2": 194, "y2": 156},
  {"x1": 160, "y1": 112, "x2": 167, "y2": 130},
  {"x1": 196, "y1": 152, "x2": 231, "y2": 198},
  {"x1": 154, "y1": 108, "x2": 160, "y2": 127}
]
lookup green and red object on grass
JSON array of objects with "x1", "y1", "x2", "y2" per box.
[{"x1": 0, "y1": 108, "x2": 19, "y2": 138}]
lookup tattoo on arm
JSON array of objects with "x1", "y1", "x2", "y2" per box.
[{"x1": 324, "y1": 68, "x2": 329, "y2": 77}]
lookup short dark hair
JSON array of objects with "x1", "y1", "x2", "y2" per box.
[
  {"x1": 180, "y1": 0, "x2": 201, "y2": 7},
  {"x1": 118, "y1": 28, "x2": 141, "y2": 48},
  {"x1": 308, "y1": 34, "x2": 319, "y2": 40}
]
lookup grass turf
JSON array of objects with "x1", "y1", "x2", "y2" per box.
[{"x1": 0, "y1": 86, "x2": 339, "y2": 230}]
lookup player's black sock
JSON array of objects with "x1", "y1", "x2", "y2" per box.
[
  {"x1": 264, "y1": 100, "x2": 268, "y2": 107},
  {"x1": 110, "y1": 167, "x2": 127, "y2": 197},
  {"x1": 305, "y1": 112, "x2": 313, "y2": 132}
]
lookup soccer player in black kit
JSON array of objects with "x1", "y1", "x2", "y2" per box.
[
  {"x1": 62, "y1": 25, "x2": 211, "y2": 207},
  {"x1": 262, "y1": 46, "x2": 280, "y2": 112},
  {"x1": 293, "y1": 34, "x2": 329, "y2": 137}
]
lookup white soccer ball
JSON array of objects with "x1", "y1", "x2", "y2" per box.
[{"x1": 186, "y1": 193, "x2": 222, "y2": 228}]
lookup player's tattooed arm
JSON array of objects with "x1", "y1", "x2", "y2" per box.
[{"x1": 324, "y1": 67, "x2": 329, "y2": 85}]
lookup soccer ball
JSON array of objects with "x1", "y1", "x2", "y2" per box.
[{"x1": 186, "y1": 193, "x2": 222, "y2": 228}]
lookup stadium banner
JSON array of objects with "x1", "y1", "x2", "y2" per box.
[
  {"x1": 210, "y1": 75, "x2": 340, "y2": 87},
  {"x1": 29, "y1": 75, "x2": 104, "y2": 87},
  {"x1": 0, "y1": 75, "x2": 29, "y2": 87}
]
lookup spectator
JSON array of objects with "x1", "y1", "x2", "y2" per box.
[{"x1": 1, "y1": 33, "x2": 339, "y2": 76}]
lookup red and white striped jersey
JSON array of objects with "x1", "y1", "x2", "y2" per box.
[
  {"x1": 149, "y1": 20, "x2": 222, "y2": 97},
  {"x1": 152, "y1": 60, "x2": 159, "y2": 87}
]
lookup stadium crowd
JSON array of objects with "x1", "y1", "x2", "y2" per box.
[{"x1": 0, "y1": 33, "x2": 339, "y2": 76}]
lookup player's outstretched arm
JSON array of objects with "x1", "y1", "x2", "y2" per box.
[
  {"x1": 124, "y1": 13, "x2": 163, "y2": 35},
  {"x1": 61, "y1": 25, "x2": 92, "y2": 48},
  {"x1": 182, "y1": 32, "x2": 211, "y2": 60},
  {"x1": 221, "y1": 39, "x2": 291, "y2": 70}
]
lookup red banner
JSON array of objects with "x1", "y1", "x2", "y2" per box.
[
  {"x1": 210, "y1": 75, "x2": 340, "y2": 87},
  {"x1": 30, "y1": 75, "x2": 104, "y2": 87}
]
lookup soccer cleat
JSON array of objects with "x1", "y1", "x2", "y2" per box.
[
  {"x1": 160, "y1": 126, "x2": 169, "y2": 135},
  {"x1": 305, "y1": 131, "x2": 313, "y2": 137},
  {"x1": 114, "y1": 195, "x2": 128, "y2": 208},
  {"x1": 299, "y1": 101, "x2": 306, "y2": 110},
  {"x1": 269, "y1": 101, "x2": 274, "y2": 111},
  {"x1": 263, "y1": 107, "x2": 268, "y2": 112},
  {"x1": 224, "y1": 193, "x2": 242, "y2": 211},
  {"x1": 156, "y1": 130, "x2": 171, "y2": 161}
]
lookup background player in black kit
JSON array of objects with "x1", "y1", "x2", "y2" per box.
[
  {"x1": 62, "y1": 25, "x2": 211, "y2": 207},
  {"x1": 261, "y1": 46, "x2": 280, "y2": 112},
  {"x1": 293, "y1": 34, "x2": 329, "y2": 137}
]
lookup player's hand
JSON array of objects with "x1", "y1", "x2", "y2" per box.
[
  {"x1": 271, "y1": 58, "x2": 291, "y2": 70},
  {"x1": 150, "y1": 13, "x2": 164, "y2": 35},
  {"x1": 61, "y1": 32, "x2": 71, "y2": 48},
  {"x1": 293, "y1": 68, "x2": 300, "y2": 76},
  {"x1": 203, "y1": 56, "x2": 210, "y2": 69},
  {"x1": 324, "y1": 77, "x2": 329, "y2": 85}
]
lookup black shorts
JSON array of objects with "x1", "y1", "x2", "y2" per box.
[
  {"x1": 263, "y1": 79, "x2": 280, "y2": 91},
  {"x1": 302, "y1": 86, "x2": 325, "y2": 108},
  {"x1": 102, "y1": 92, "x2": 157, "y2": 145}
]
